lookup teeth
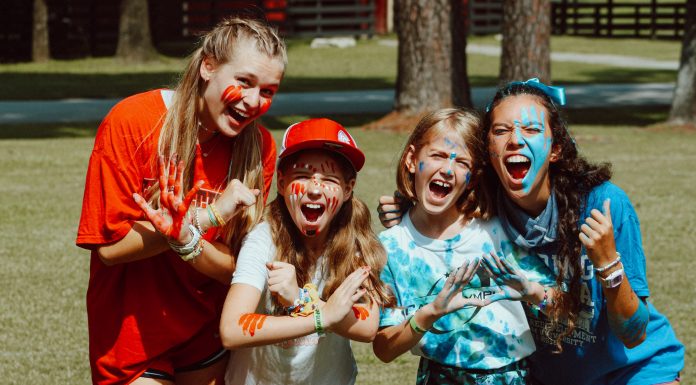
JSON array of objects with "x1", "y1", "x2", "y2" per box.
[
  {"x1": 433, "y1": 181, "x2": 451, "y2": 188},
  {"x1": 235, "y1": 109, "x2": 249, "y2": 118},
  {"x1": 304, "y1": 203, "x2": 322, "y2": 209},
  {"x1": 506, "y1": 155, "x2": 530, "y2": 163}
]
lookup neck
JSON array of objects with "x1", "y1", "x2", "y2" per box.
[
  {"x1": 301, "y1": 230, "x2": 329, "y2": 259},
  {"x1": 512, "y1": 178, "x2": 552, "y2": 217},
  {"x1": 409, "y1": 205, "x2": 468, "y2": 240}
]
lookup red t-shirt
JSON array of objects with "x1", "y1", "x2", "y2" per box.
[{"x1": 76, "y1": 89, "x2": 276, "y2": 384}]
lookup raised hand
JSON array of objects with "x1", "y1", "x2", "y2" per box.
[
  {"x1": 133, "y1": 155, "x2": 204, "y2": 243},
  {"x1": 579, "y1": 199, "x2": 619, "y2": 269},
  {"x1": 481, "y1": 251, "x2": 539, "y2": 305},
  {"x1": 213, "y1": 179, "x2": 260, "y2": 223},
  {"x1": 429, "y1": 258, "x2": 485, "y2": 317},
  {"x1": 321, "y1": 266, "x2": 370, "y2": 330},
  {"x1": 266, "y1": 261, "x2": 300, "y2": 307}
]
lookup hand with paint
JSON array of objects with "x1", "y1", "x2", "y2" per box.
[
  {"x1": 133, "y1": 155, "x2": 204, "y2": 243},
  {"x1": 213, "y1": 179, "x2": 260, "y2": 222},
  {"x1": 579, "y1": 199, "x2": 618, "y2": 269},
  {"x1": 426, "y1": 259, "x2": 485, "y2": 317},
  {"x1": 481, "y1": 251, "x2": 542, "y2": 305},
  {"x1": 321, "y1": 266, "x2": 371, "y2": 330},
  {"x1": 266, "y1": 261, "x2": 300, "y2": 307}
]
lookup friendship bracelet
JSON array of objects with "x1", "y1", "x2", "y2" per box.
[
  {"x1": 408, "y1": 314, "x2": 427, "y2": 334},
  {"x1": 168, "y1": 224, "x2": 201, "y2": 255},
  {"x1": 208, "y1": 203, "x2": 226, "y2": 227},
  {"x1": 207, "y1": 205, "x2": 220, "y2": 227},
  {"x1": 314, "y1": 308, "x2": 325, "y2": 336},
  {"x1": 594, "y1": 252, "x2": 622, "y2": 274}
]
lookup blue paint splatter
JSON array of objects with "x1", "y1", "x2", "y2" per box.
[{"x1": 418, "y1": 161, "x2": 424, "y2": 172}]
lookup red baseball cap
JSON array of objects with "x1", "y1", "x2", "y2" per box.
[{"x1": 278, "y1": 118, "x2": 365, "y2": 172}]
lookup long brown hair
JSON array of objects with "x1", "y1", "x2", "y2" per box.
[
  {"x1": 396, "y1": 108, "x2": 487, "y2": 219},
  {"x1": 479, "y1": 83, "x2": 612, "y2": 351},
  {"x1": 155, "y1": 16, "x2": 287, "y2": 253},
  {"x1": 268, "y1": 152, "x2": 392, "y2": 311}
]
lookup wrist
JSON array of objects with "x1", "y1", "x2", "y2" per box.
[
  {"x1": 523, "y1": 283, "x2": 545, "y2": 304},
  {"x1": 418, "y1": 304, "x2": 442, "y2": 326}
]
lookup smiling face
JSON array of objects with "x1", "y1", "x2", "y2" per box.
[
  {"x1": 488, "y1": 94, "x2": 559, "y2": 213},
  {"x1": 278, "y1": 151, "x2": 355, "y2": 241},
  {"x1": 406, "y1": 133, "x2": 473, "y2": 218},
  {"x1": 198, "y1": 38, "x2": 284, "y2": 138}
]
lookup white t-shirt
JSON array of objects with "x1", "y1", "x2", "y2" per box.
[
  {"x1": 379, "y1": 214, "x2": 551, "y2": 369},
  {"x1": 225, "y1": 222, "x2": 357, "y2": 385}
]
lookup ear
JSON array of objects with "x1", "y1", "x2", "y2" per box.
[
  {"x1": 342, "y1": 178, "x2": 356, "y2": 203},
  {"x1": 405, "y1": 145, "x2": 418, "y2": 174},
  {"x1": 199, "y1": 56, "x2": 217, "y2": 81},
  {"x1": 549, "y1": 142, "x2": 562, "y2": 163},
  {"x1": 276, "y1": 169, "x2": 286, "y2": 191}
]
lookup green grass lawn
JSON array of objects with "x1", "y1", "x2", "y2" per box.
[
  {"x1": 0, "y1": 34, "x2": 681, "y2": 100},
  {"x1": 0, "y1": 110, "x2": 693, "y2": 384}
]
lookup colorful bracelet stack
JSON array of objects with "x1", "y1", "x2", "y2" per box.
[
  {"x1": 189, "y1": 207, "x2": 206, "y2": 236},
  {"x1": 168, "y1": 224, "x2": 204, "y2": 262},
  {"x1": 538, "y1": 287, "x2": 550, "y2": 313},
  {"x1": 288, "y1": 284, "x2": 321, "y2": 317},
  {"x1": 207, "y1": 203, "x2": 226, "y2": 227}
]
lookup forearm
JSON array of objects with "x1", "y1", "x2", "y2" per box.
[
  {"x1": 372, "y1": 304, "x2": 439, "y2": 363},
  {"x1": 220, "y1": 312, "x2": 317, "y2": 349},
  {"x1": 187, "y1": 240, "x2": 235, "y2": 283},
  {"x1": 603, "y1": 271, "x2": 648, "y2": 348},
  {"x1": 96, "y1": 221, "x2": 169, "y2": 265},
  {"x1": 331, "y1": 303, "x2": 380, "y2": 343}
]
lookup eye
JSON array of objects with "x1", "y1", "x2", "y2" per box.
[
  {"x1": 260, "y1": 88, "x2": 275, "y2": 98},
  {"x1": 492, "y1": 126, "x2": 510, "y2": 135},
  {"x1": 237, "y1": 78, "x2": 251, "y2": 87}
]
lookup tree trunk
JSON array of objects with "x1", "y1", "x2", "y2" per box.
[
  {"x1": 668, "y1": 0, "x2": 696, "y2": 125},
  {"x1": 115, "y1": 0, "x2": 157, "y2": 62},
  {"x1": 32, "y1": 0, "x2": 49, "y2": 62},
  {"x1": 500, "y1": 0, "x2": 551, "y2": 84},
  {"x1": 367, "y1": 0, "x2": 471, "y2": 130}
]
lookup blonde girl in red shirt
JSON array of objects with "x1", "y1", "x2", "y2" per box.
[{"x1": 77, "y1": 17, "x2": 285, "y2": 385}]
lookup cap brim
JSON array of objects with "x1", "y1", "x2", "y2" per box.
[{"x1": 279, "y1": 139, "x2": 365, "y2": 172}]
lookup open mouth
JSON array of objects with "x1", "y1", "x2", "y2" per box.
[
  {"x1": 505, "y1": 154, "x2": 530, "y2": 180},
  {"x1": 301, "y1": 203, "x2": 325, "y2": 223},
  {"x1": 226, "y1": 106, "x2": 250, "y2": 124},
  {"x1": 429, "y1": 180, "x2": 452, "y2": 199}
]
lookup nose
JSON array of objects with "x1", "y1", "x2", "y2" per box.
[
  {"x1": 442, "y1": 153, "x2": 456, "y2": 177},
  {"x1": 307, "y1": 178, "x2": 322, "y2": 198},
  {"x1": 510, "y1": 126, "x2": 525, "y2": 146},
  {"x1": 243, "y1": 87, "x2": 261, "y2": 109}
]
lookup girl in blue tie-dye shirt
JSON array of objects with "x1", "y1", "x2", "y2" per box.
[{"x1": 373, "y1": 109, "x2": 554, "y2": 385}]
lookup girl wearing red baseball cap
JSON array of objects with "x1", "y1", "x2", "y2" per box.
[{"x1": 220, "y1": 118, "x2": 391, "y2": 385}]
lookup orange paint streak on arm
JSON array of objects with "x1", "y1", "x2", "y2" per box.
[
  {"x1": 239, "y1": 313, "x2": 268, "y2": 337},
  {"x1": 352, "y1": 306, "x2": 369, "y2": 320}
]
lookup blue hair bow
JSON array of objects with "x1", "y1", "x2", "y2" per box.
[{"x1": 508, "y1": 78, "x2": 566, "y2": 106}]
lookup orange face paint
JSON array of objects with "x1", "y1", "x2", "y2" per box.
[
  {"x1": 221, "y1": 85, "x2": 243, "y2": 105},
  {"x1": 239, "y1": 313, "x2": 267, "y2": 337},
  {"x1": 352, "y1": 306, "x2": 369, "y2": 320},
  {"x1": 259, "y1": 98, "x2": 272, "y2": 115}
]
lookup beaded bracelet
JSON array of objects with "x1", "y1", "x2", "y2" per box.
[
  {"x1": 289, "y1": 284, "x2": 320, "y2": 317},
  {"x1": 594, "y1": 252, "x2": 622, "y2": 274},
  {"x1": 168, "y1": 224, "x2": 201, "y2": 255},
  {"x1": 313, "y1": 308, "x2": 325, "y2": 336},
  {"x1": 179, "y1": 238, "x2": 204, "y2": 262},
  {"x1": 190, "y1": 207, "x2": 206, "y2": 236},
  {"x1": 538, "y1": 287, "x2": 550, "y2": 312}
]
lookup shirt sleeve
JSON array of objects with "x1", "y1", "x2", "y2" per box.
[
  {"x1": 231, "y1": 223, "x2": 275, "y2": 291},
  {"x1": 258, "y1": 125, "x2": 277, "y2": 203},
  {"x1": 75, "y1": 112, "x2": 152, "y2": 249},
  {"x1": 611, "y1": 196, "x2": 650, "y2": 298},
  {"x1": 378, "y1": 253, "x2": 406, "y2": 328}
]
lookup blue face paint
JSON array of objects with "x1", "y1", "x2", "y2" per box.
[
  {"x1": 465, "y1": 172, "x2": 471, "y2": 186},
  {"x1": 418, "y1": 161, "x2": 424, "y2": 173},
  {"x1": 512, "y1": 105, "x2": 553, "y2": 193},
  {"x1": 446, "y1": 152, "x2": 456, "y2": 176}
]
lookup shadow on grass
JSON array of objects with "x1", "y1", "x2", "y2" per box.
[
  {"x1": 0, "y1": 122, "x2": 98, "y2": 139},
  {"x1": 565, "y1": 106, "x2": 669, "y2": 126}
]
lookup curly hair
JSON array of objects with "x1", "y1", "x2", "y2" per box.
[{"x1": 476, "y1": 83, "x2": 612, "y2": 351}]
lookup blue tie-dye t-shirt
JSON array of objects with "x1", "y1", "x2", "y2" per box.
[{"x1": 379, "y1": 214, "x2": 555, "y2": 369}]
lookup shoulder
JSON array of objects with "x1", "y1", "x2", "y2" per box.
[
  {"x1": 246, "y1": 221, "x2": 272, "y2": 242},
  {"x1": 257, "y1": 123, "x2": 277, "y2": 153},
  {"x1": 106, "y1": 89, "x2": 168, "y2": 123},
  {"x1": 586, "y1": 181, "x2": 638, "y2": 222},
  {"x1": 468, "y1": 217, "x2": 507, "y2": 243}
]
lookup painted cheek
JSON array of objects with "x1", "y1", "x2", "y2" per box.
[
  {"x1": 418, "y1": 161, "x2": 424, "y2": 173},
  {"x1": 289, "y1": 182, "x2": 306, "y2": 209},
  {"x1": 521, "y1": 128, "x2": 552, "y2": 193},
  {"x1": 447, "y1": 153, "x2": 456, "y2": 176},
  {"x1": 221, "y1": 85, "x2": 243, "y2": 104},
  {"x1": 259, "y1": 98, "x2": 272, "y2": 115}
]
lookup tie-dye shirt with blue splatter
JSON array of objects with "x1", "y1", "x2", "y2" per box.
[{"x1": 379, "y1": 214, "x2": 555, "y2": 369}]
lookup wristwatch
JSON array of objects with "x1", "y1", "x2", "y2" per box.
[{"x1": 596, "y1": 268, "x2": 624, "y2": 289}]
